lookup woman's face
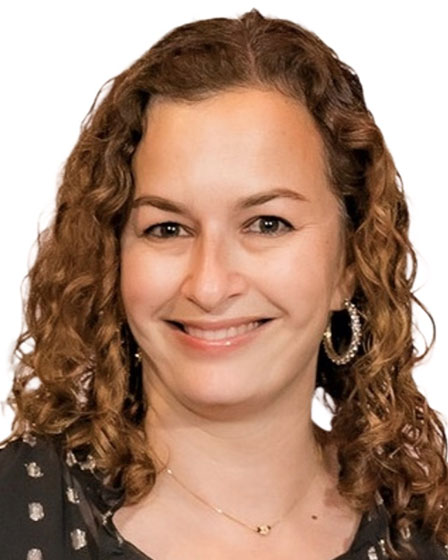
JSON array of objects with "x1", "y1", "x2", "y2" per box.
[{"x1": 120, "y1": 88, "x2": 352, "y2": 414}]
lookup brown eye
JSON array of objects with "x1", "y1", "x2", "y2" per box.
[
  {"x1": 143, "y1": 222, "x2": 189, "y2": 239},
  {"x1": 245, "y1": 216, "x2": 294, "y2": 236}
]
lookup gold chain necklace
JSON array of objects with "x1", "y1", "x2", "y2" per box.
[{"x1": 164, "y1": 466, "x2": 310, "y2": 536}]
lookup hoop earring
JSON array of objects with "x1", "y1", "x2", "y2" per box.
[{"x1": 323, "y1": 299, "x2": 362, "y2": 365}]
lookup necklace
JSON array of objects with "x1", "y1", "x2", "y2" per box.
[{"x1": 164, "y1": 466, "x2": 313, "y2": 536}]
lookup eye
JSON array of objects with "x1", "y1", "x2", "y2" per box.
[
  {"x1": 142, "y1": 222, "x2": 190, "y2": 239},
  {"x1": 141, "y1": 216, "x2": 294, "y2": 239},
  {"x1": 244, "y1": 216, "x2": 294, "y2": 236}
]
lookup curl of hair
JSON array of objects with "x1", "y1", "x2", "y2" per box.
[{"x1": 4, "y1": 9, "x2": 447, "y2": 558}]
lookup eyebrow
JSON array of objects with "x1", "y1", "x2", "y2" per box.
[{"x1": 132, "y1": 187, "x2": 309, "y2": 215}]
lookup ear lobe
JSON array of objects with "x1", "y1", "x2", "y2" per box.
[
  {"x1": 344, "y1": 263, "x2": 356, "y2": 299},
  {"x1": 331, "y1": 263, "x2": 356, "y2": 311}
]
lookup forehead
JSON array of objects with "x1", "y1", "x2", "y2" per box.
[{"x1": 132, "y1": 88, "x2": 329, "y2": 202}]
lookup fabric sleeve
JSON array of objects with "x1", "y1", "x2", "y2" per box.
[{"x1": 0, "y1": 435, "x2": 97, "y2": 560}]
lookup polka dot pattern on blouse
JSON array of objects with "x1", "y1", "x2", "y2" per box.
[{"x1": 1, "y1": 432, "x2": 448, "y2": 559}]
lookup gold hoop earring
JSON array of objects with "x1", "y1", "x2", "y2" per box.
[{"x1": 323, "y1": 299, "x2": 362, "y2": 365}]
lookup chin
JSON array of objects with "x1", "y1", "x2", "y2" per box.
[
  {"x1": 166, "y1": 374, "x2": 281, "y2": 419},
  {"x1": 180, "y1": 393, "x2": 271, "y2": 421}
]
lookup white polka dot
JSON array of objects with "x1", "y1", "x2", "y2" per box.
[
  {"x1": 101, "y1": 510, "x2": 112, "y2": 525},
  {"x1": 65, "y1": 450, "x2": 77, "y2": 467},
  {"x1": 66, "y1": 486, "x2": 80, "y2": 504},
  {"x1": 24, "y1": 462, "x2": 44, "y2": 478},
  {"x1": 22, "y1": 433, "x2": 37, "y2": 447},
  {"x1": 79, "y1": 455, "x2": 96, "y2": 472},
  {"x1": 28, "y1": 502, "x2": 45, "y2": 521},
  {"x1": 70, "y1": 528, "x2": 87, "y2": 550},
  {"x1": 27, "y1": 549, "x2": 43, "y2": 560}
]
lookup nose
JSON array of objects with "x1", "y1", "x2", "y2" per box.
[{"x1": 179, "y1": 233, "x2": 247, "y2": 311}]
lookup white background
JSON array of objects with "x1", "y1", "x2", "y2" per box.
[{"x1": 1, "y1": 1, "x2": 447, "y2": 440}]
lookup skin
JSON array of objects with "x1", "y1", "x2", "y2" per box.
[{"x1": 117, "y1": 88, "x2": 359, "y2": 559}]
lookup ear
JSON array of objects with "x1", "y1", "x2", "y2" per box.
[{"x1": 330, "y1": 263, "x2": 356, "y2": 311}]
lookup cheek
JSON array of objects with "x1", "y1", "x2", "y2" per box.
[
  {"x1": 264, "y1": 233, "x2": 340, "y2": 300},
  {"x1": 120, "y1": 248, "x2": 178, "y2": 316}
]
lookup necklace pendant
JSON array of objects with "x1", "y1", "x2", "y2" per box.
[{"x1": 256, "y1": 524, "x2": 272, "y2": 535}]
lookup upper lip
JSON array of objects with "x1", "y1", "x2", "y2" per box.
[{"x1": 165, "y1": 317, "x2": 272, "y2": 330}]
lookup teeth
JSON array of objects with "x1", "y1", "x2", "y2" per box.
[{"x1": 184, "y1": 321, "x2": 261, "y2": 341}]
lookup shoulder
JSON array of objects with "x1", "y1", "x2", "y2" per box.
[
  {"x1": 0, "y1": 432, "x2": 63, "y2": 502},
  {"x1": 0, "y1": 433, "x2": 102, "y2": 558},
  {"x1": 0, "y1": 431, "x2": 60, "y2": 470},
  {"x1": 0, "y1": 434, "x2": 63, "y2": 556},
  {"x1": 0, "y1": 432, "x2": 73, "y2": 506}
]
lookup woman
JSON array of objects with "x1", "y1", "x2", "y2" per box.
[{"x1": 1, "y1": 8, "x2": 447, "y2": 559}]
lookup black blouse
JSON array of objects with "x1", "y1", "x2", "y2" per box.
[{"x1": 0, "y1": 434, "x2": 446, "y2": 559}]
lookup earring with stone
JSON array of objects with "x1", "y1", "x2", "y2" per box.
[{"x1": 322, "y1": 299, "x2": 362, "y2": 365}]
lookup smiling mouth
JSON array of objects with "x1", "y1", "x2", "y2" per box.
[{"x1": 165, "y1": 319, "x2": 272, "y2": 341}]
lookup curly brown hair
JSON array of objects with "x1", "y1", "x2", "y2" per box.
[{"x1": 4, "y1": 8, "x2": 447, "y2": 558}]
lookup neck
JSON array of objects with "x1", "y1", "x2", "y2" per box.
[{"x1": 143, "y1": 374, "x2": 336, "y2": 525}]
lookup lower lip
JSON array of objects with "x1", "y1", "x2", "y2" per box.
[{"x1": 165, "y1": 320, "x2": 274, "y2": 354}]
